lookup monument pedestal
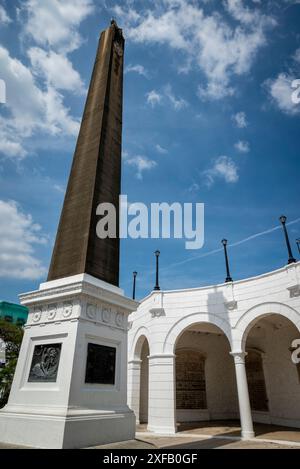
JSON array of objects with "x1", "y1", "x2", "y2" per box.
[{"x1": 0, "y1": 274, "x2": 138, "y2": 448}]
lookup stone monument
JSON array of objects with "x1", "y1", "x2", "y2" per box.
[{"x1": 0, "y1": 21, "x2": 138, "y2": 449}]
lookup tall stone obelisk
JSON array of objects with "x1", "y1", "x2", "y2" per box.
[
  {"x1": 48, "y1": 19, "x2": 123, "y2": 287},
  {"x1": 0, "y1": 21, "x2": 138, "y2": 449}
]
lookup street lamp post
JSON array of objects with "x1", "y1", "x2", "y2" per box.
[
  {"x1": 154, "y1": 250, "x2": 161, "y2": 291},
  {"x1": 279, "y1": 216, "x2": 296, "y2": 265},
  {"x1": 132, "y1": 271, "x2": 137, "y2": 300},
  {"x1": 222, "y1": 239, "x2": 233, "y2": 283}
]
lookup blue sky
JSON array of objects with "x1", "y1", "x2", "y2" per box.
[{"x1": 0, "y1": 0, "x2": 299, "y2": 303}]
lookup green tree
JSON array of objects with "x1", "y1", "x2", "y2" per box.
[{"x1": 0, "y1": 320, "x2": 23, "y2": 408}]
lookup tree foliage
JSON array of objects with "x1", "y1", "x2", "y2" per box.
[{"x1": 0, "y1": 319, "x2": 24, "y2": 408}]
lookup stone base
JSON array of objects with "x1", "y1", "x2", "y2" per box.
[
  {"x1": 0, "y1": 274, "x2": 139, "y2": 449},
  {"x1": 147, "y1": 425, "x2": 176, "y2": 435},
  {"x1": 0, "y1": 408, "x2": 135, "y2": 449}
]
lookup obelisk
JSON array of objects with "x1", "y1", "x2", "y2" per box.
[
  {"x1": 0, "y1": 21, "x2": 138, "y2": 449},
  {"x1": 48, "y1": 19, "x2": 123, "y2": 287}
]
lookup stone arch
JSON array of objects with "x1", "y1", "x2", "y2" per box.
[
  {"x1": 234, "y1": 302, "x2": 300, "y2": 352},
  {"x1": 130, "y1": 327, "x2": 151, "y2": 360},
  {"x1": 163, "y1": 312, "x2": 232, "y2": 355}
]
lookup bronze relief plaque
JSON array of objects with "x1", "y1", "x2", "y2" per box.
[
  {"x1": 28, "y1": 344, "x2": 62, "y2": 383},
  {"x1": 85, "y1": 343, "x2": 116, "y2": 385}
]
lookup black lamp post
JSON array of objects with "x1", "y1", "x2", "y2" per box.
[
  {"x1": 132, "y1": 271, "x2": 137, "y2": 300},
  {"x1": 279, "y1": 216, "x2": 296, "y2": 265},
  {"x1": 296, "y1": 239, "x2": 300, "y2": 256},
  {"x1": 222, "y1": 239, "x2": 233, "y2": 283},
  {"x1": 154, "y1": 250, "x2": 161, "y2": 291}
]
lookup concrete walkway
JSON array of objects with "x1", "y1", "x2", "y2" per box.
[
  {"x1": 88, "y1": 421, "x2": 300, "y2": 449},
  {"x1": 1, "y1": 421, "x2": 300, "y2": 449},
  {"x1": 132, "y1": 421, "x2": 300, "y2": 450},
  {"x1": 175, "y1": 420, "x2": 300, "y2": 444}
]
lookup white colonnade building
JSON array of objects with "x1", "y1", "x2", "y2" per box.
[{"x1": 128, "y1": 262, "x2": 300, "y2": 439}]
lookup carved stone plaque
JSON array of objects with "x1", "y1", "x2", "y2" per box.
[
  {"x1": 85, "y1": 343, "x2": 116, "y2": 385},
  {"x1": 28, "y1": 344, "x2": 62, "y2": 382}
]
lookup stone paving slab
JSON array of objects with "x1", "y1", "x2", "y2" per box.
[
  {"x1": 134, "y1": 434, "x2": 299, "y2": 450},
  {"x1": 0, "y1": 442, "x2": 32, "y2": 449},
  {"x1": 87, "y1": 440, "x2": 155, "y2": 450}
]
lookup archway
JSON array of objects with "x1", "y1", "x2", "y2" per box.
[
  {"x1": 128, "y1": 334, "x2": 150, "y2": 426},
  {"x1": 244, "y1": 314, "x2": 300, "y2": 429},
  {"x1": 139, "y1": 338, "x2": 149, "y2": 424},
  {"x1": 174, "y1": 322, "x2": 239, "y2": 428}
]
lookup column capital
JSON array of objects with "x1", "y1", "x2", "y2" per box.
[
  {"x1": 147, "y1": 354, "x2": 176, "y2": 366},
  {"x1": 128, "y1": 359, "x2": 142, "y2": 366},
  {"x1": 148, "y1": 354, "x2": 176, "y2": 360},
  {"x1": 230, "y1": 350, "x2": 248, "y2": 364}
]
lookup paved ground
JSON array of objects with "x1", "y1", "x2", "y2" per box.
[
  {"x1": 1, "y1": 421, "x2": 300, "y2": 449},
  {"x1": 91, "y1": 437, "x2": 299, "y2": 450},
  {"x1": 176, "y1": 420, "x2": 300, "y2": 443}
]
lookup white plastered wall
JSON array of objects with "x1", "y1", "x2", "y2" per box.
[
  {"x1": 175, "y1": 331, "x2": 239, "y2": 422},
  {"x1": 128, "y1": 262, "x2": 300, "y2": 433}
]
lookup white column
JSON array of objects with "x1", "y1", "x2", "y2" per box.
[
  {"x1": 231, "y1": 351, "x2": 255, "y2": 439},
  {"x1": 147, "y1": 354, "x2": 176, "y2": 434},
  {"x1": 127, "y1": 359, "x2": 142, "y2": 424}
]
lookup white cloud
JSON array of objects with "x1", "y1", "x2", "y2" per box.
[
  {"x1": 0, "y1": 137, "x2": 27, "y2": 159},
  {"x1": 116, "y1": 0, "x2": 276, "y2": 100},
  {"x1": 22, "y1": 0, "x2": 94, "y2": 53},
  {"x1": 164, "y1": 84, "x2": 188, "y2": 110},
  {"x1": 0, "y1": 46, "x2": 80, "y2": 159},
  {"x1": 146, "y1": 85, "x2": 187, "y2": 109},
  {"x1": 202, "y1": 156, "x2": 239, "y2": 187},
  {"x1": 198, "y1": 82, "x2": 235, "y2": 101},
  {"x1": 146, "y1": 89, "x2": 162, "y2": 107},
  {"x1": 0, "y1": 5, "x2": 11, "y2": 24},
  {"x1": 53, "y1": 184, "x2": 65, "y2": 194},
  {"x1": 234, "y1": 140, "x2": 250, "y2": 153},
  {"x1": 125, "y1": 64, "x2": 149, "y2": 78},
  {"x1": 265, "y1": 73, "x2": 300, "y2": 116},
  {"x1": 232, "y1": 111, "x2": 248, "y2": 128},
  {"x1": 125, "y1": 155, "x2": 157, "y2": 179},
  {"x1": 0, "y1": 1, "x2": 94, "y2": 159},
  {"x1": 225, "y1": 0, "x2": 265, "y2": 25},
  {"x1": 188, "y1": 182, "x2": 200, "y2": 193},
  {"x1": 0, "y1": 200, "x2": 47, "y2": 280},
  {"x1": 156, "y1": 144, "x2": 168, "y2": 154},
  {"x1": 43, "y1": 86, "x2": 80, "y2": 136},
  {"x1": 28, "y1": 47, "x2": 85, "y2": 94},
  {"x1": 294, "y1": 48, "x2": 300, "y2": 64}
]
